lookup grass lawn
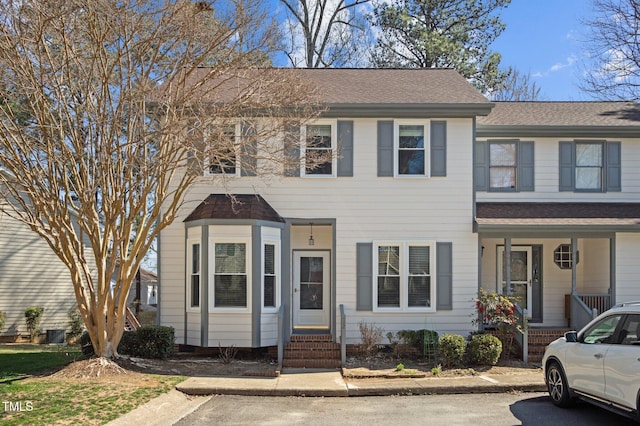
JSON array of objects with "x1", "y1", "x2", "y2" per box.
[
  {"x1": 0, "y1": 344, "x2": 83, "y2": 381},
  {"x1": 0, "y1": 344, "x2": 185, "y2": 425}
]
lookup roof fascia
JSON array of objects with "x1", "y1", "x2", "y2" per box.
[
  {"x1": 474, "y1": 223, "x2": 640, "y2": 235},
  {"x1": 321, "y1": 103, "x2": 494, "y2": 118},
  {"x1": 477, "y1": 125, "x2": 640, "y2": 138}
]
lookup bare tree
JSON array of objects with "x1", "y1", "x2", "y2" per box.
[
  {"x1": 281, "y1": 0, "x2": 372, "y2": 67},
  {"x1": 580, "y1": 0, "x2": 640, "y2": 100},
  {"x1": 0, "y1": 0, "x2": 319, "y2": 358},
  {"x1": 490, "y1": 68, "x2": 542, "y2": 101}
]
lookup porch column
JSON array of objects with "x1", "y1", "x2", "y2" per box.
[{"x1": 505, "y1": 238, "x2": 511, "y2": 295}]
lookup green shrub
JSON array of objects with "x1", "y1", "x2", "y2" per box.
[
  {"x1": 467, "y1": 333, "x2": 502, "y2": 365},
  {"x1": 128, "y1": 325, "x2": 175, "y2": 359},
  {"x1": 67, "y1": 308, "x2": 85, "y2": 339},
  {"x1": 24, "y1": 306, "x2": 44, "y2": 342},
  {"x1": 0, "y1": 311, "x2": 5, "y2": 333},
  {"x1": 438, "y1": 334, "x2": 466, "y2": 367},
  {"x1": 397, "y1": 329, "x2": 439, "y2": 358},
  {"x1": 80, "y1": 326, "x2": 175, "y2": 359}
]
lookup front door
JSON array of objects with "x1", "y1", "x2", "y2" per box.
[
  {"x1": 497, "y1": 246, "x2": 533, "y2": 317},
  {"x1": 293, "y1": 251, "x2": 330, "y2": 329}
]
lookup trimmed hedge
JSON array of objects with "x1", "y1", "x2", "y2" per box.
[
  {"x1": 467, "y1": 333, "x2": 502, "y2": 365},
  {"x1": 79, "y1": 325, "x2": 175, "y2": 359},
  {"x1": 438, "y1": 334, "x2": 466, "y2": 367}
]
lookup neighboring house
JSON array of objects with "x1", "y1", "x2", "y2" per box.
[
  {"x1": 157, "y1": 69, "x2": 640, "y2": 362},
  {"x1": 0, "y1": 207, "x2": 78, "y2": 341}
]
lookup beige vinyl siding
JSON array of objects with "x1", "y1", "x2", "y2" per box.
[
  {"x1": 616, "y1": 233, "x2": 640, "y2": 303},
  {"x1": 208, "y1": 315, "x2": 252, "y2": 347},
  {"x1": 160, "y1": 117, "x2": 479, "y2": 345},
  {"x1": 260, "y1": 313, "x2": 278, "y2": 346},
  {"x1": 0, "y1": 210, "x2": 76, "y2": 337},
  {"x1": 476, "y1": 137, "x2": 640, "y2": 202}
]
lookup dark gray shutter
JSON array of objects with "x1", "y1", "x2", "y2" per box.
[
  {"x1": 356, "y1": 242, "x2": 373, "y2": 311},
  {"x1": 284, "y1": 122, "x2": 300, "y2": 177},
  {"x1": 518, "y1": 141, "x2": 534, "y2": 192},
  {"x1": 377, "y1": 121, "x2": 394, "y2": 177},
  {"x1": 606, "y1": 142, "x2": 621, "y2": 192},
  {"x1": 241, "y1": 121, "x2": 257, "y2": 176},
  {"x1": 436, "y1": 242, "x2": 452, "y2": 310},
  {"x1": 559, "y1": 142, "x2": 575, "y2": 191},
  {"x1": 474, "y1": 141, "x2": 488, "y2": 191},
  {"x1": 337, "y1": 121, "x2": 354, "y2": 177},
  {"x1": 430, "y1": 121, "x2": 447, "y2": 177}
]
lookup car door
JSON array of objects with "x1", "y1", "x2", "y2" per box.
[
  {"x1": 603, "y1": 314, "x2": 640, "y2": 411},
  {"x1": 564, "y1": 314, "x2": 623, "y2": 399}
]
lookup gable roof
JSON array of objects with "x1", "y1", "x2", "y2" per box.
[
  {"x1": 184, "y1": 194, "x2": 285, "y2": 223},
  {"x1": 477, "y1": 101, "x2": 640, "y2": 137},
  {"x1": 158, "y1": 68, "x2": 493, "y2": 118}
]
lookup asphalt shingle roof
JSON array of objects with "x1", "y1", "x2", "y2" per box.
[
  {"x1": 184, "y1": 194, "x2": 285, "y2": 223},
  {"x1": 477, "y1": 102, "x2": 640, "y2": 127}
]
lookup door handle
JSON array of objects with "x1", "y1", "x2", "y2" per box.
[
  {"x1": 294, "y1": 288, "x2": 298, "y2": 293},
  {"x1": 594, "y1": 353, "x2": 604, "y2": 359}
]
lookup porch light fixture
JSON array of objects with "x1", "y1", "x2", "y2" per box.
[{"x1": 308, "y1": 223, "x2": 315, "y2": 246}]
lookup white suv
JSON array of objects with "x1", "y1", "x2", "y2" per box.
[{"x1": 542, "y1": 301, "x2": 640, "y2": 421}]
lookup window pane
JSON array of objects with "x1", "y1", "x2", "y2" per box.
[
  {"x1": 300, "y1": 283, "x2": 323, "y2": 309},
  {"x1": 398, "y1": 150, "x2": 425, "y2": 175},
  {"x1": 307, "y1": 125, "x2": 331, "y2": 147},
  {"x1": 377, "y1": 277, "x2": 400, "y2": 307},
  {"x1": 378, "y1": 246, "x2": 400, "y2": 275},
  {"x1": 215, "y1": 243, "x2": 246, "y2": 273},
  {"x1": 191, "y1": 275, "x2": 200, "y2": 307},
  {"x1": 576, "y1": 144, "x2": 602, "y2": 166},
  {"x1": 490, "y1": 144, "x2": 516, "y2": 166},
  {"x1": 576, "y1": 168, "x2": 601, "y2": 190},
  {"x1": 192, "y1": 244, "x2": 200, "y2": 274},
  {"x1": 399, "y1": 125, "x2": 424, "y2": 148},
  {"x1": 306, "y1": 157, "x2": 332, "y2": 175},
  {"x1": 409, "y1": 246, "x2": 430, "y2": 274},
  {"x1": 583, "y1": 315, "x2": 621, "y2": 344},
  {"x1": 207, "y1": 127, "x2": 236, "y2": 174},
  {"x1": 408, "y1": 276, "x2": 430, "y2": 307},
  {"x1": 264, "y1": 276, "x2": 275, "y2": 308},
  {"x1": 215, "y1": 275, "x2": 247, "y2": 307},
  {"x1": 264, "y1": 244, "x2": 275, "y2": 275},
  {"x1": 490, "y1": 167, "x2": 516, "y2": 188},
  {"x1": 300, "y1": 257, "x2": 323, "y2": 283}
]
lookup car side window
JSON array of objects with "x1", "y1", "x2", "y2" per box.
[
  {"x1": 620, "y1": 315, "x2": 640, "y2": 346},
  {"x1": 582, "y1": 314, "x2": 622, "y2": 344}
]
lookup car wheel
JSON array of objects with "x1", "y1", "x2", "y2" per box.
[{"x1": 546, "y1": 362, "x2": 574, "y2": 407}]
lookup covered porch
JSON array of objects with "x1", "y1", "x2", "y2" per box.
[{"x1": 475, "y1": 202, "x2": 640, "y2": 361}]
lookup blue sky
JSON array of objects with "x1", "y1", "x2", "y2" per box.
[{"x1": 492, "y1": 0, "x2": 596, "y2": 101}]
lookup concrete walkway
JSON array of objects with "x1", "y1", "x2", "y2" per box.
[{"x1": 112, "y1": 368, "x2": 547, "y2": 425}]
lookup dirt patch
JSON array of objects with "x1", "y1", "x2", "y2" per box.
[{"x1": 342, "y1": 353, "x2": 542, "y2": 379}]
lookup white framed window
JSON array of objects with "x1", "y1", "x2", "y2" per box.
[
  {"x1": 209, "y1": 238, "x2": 251, "y2": 312},
  {"x1": 301, "y1": 120, "x2": 337, "y2": 177},
  {"x1": 395, "y1": 121, "x2": 429, "y2": 177},
  {"x1": 204, "y1": 123, "x2": 241, "y2": 177},
  {"x1": 489, "y1": 142, "x2": 517, "y2": 190},
  {"x1": 262, "y1": 240, "x2": 280, "y2": 311},
  {"x1": 374, "y1": 241, "x2": 435, "y2": 312},
  {"x1": 186, "y1": 240, "x2": 201, "y2": 311},
  {"x1": 575, "y1": 142, "x2": 603, "y2": 191}
]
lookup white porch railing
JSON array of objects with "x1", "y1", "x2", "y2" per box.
[
  {"x1": 578, "y1": 294, "x2": 611, "y2": 316},
  {"x1": 571, "y1": 294, "x2": 599, "y2": 330}
]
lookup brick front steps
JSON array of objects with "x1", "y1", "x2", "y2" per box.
[{"x1": 282, "y1": 334, "x2": 341, "y2": 369}]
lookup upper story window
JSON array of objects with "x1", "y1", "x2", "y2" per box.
[
  {"x1": 374, "y1": 242, "x2": 434, "y2": 311},
  {"x1": 395, "y1": 122, "x2": 427, "y2": 176},
  {"x1": 489, "y1": 143, "x2": 516, "y2": 190},
  {"x1": 475, "y1": 140, "x2": 534, "y2": 192},
  {"x1": 205, "y1": 125, "x2": 239, "y2": 177},
  {"x1": 575, "y1": 142, "x2": 603, "y2": 191},
  {"x1": 302, "y1": 122, "x2": 336, "y2": 177},
  {"x1": 559, "y1": 141, "x2": 620, "y2": 193}
]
